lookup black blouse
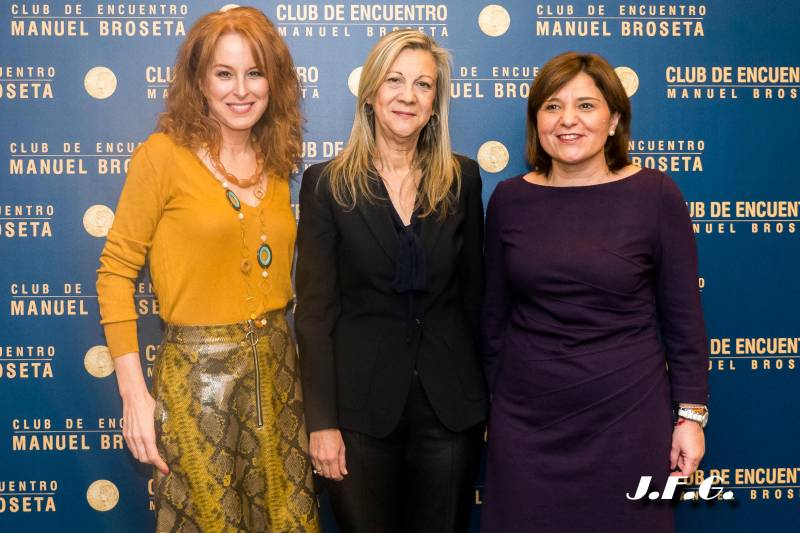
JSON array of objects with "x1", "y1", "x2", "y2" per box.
[{"x1": 386, "y1": 202, "x2": 427, "y2": 294}]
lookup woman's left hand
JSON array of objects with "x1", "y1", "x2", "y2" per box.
[{"x1": 669, "y1": 420, "x2": 705, "y2": 477}]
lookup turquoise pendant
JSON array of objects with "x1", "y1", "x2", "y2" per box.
[
  {"x1": 226, "y1": 190, "x2": 241, "y2": 211},
  {"x1": 257, "y1": 243, "x2": 272, "y2": 268}
]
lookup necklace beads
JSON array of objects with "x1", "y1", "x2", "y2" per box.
[{"x1": 204, "y1": 147, "x2": 272, "y2": 322}]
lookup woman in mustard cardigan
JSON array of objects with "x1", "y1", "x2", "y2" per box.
[{"x1": 96, "y1": 7, "x2": 318, "y2": 532}]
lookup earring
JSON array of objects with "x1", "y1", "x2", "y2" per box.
[{"x1": 609, "y1": 129, "x2": 615, "y2": 136}]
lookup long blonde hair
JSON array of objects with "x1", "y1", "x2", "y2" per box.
[
  {"x1": 157, "y1": 7, "x2": 302, "y2": 179},
  {"x1": 325, "y1": 30, "x2": 461, "y2": 218}
]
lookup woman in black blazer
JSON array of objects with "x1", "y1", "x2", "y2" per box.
[{"x1": 295, "y1": 30, "x2": 488, "y2": 532}]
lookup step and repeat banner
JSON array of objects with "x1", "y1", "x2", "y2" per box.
[{"x1": 1, "y1": 1, "x2": 798, "y2": 531}]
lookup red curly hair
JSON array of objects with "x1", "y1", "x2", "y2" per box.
[{"x1": 157, "y1": 6, "x2": 302, "y2": 178}]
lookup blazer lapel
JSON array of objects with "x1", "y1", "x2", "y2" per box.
[{"x1": 355, "y1": 179, "x2": 398, "y2": 262}]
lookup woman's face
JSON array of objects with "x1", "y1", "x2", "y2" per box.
[
  {"x1": 536, "y1": 72, "x2": 620, "y2": 171},
  {"x1": 370, "y1": 48, "x2": 437, "y2": 147},
  {"x1": 203, "y1": 32, "x2": 269, "y2": 140}
]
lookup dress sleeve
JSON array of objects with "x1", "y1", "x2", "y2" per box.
[
  {"x1": 655, "y1": 175, "x2": 709, "y2": 404},
  {"x1": 295, "y1": 165, "x2": 341, "y2": 432},
  {"x1": 96, "y1": 141, "x2": 168, "y2": 357},
  {"x1": 482, "y1": 182, "x2": 512, "y2": 393},
  {"x1": 459, "y1": 159, "x2": 485, "y2": 346}
]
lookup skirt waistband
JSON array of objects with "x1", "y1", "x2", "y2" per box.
[{"x1": 162, "y1": 309, "x2": 286, "y2": 344}]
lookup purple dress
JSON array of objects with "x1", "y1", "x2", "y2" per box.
[{"x1": 480, "y1": 169, "x2": 708, "y2": 533}]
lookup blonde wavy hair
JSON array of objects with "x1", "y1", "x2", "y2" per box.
[
  {"x1": 325, "y1": 30, "x2": 461, "y2": 218},
  {"x1": 157, "y1": 6, "x2": 302, "y2": 178}
]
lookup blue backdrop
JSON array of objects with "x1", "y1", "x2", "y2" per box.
[{"x1": 1, "y1": 1, "x2": 798, "y2": 531}]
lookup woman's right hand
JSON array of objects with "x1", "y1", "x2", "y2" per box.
[
  {"x1": 114, "y1": 352, "x2": 170, "y2": 475},
  {"x1": 309, "y1": 429, "x2": 348, "y2": 481}
]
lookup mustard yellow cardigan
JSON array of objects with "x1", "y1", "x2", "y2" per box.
[{"x1": 97, "y1": 133, "x2": 296, "y2": 357}]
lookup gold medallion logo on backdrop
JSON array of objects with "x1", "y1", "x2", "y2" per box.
[
  {"x1": 86, "y1": 480, "x2": 119, "y2": 512},
  {"x1": 84, "y1": 346, "x2": 115, "y2": 378},
  {"x1": 84, "y1": 66, "x2": 117, "y2": 99},
  {"x1": 614, "y1": 66, "x2": 639, "y2": 97},
  {"x1": 478, "y1": 5, "x2": 511, "y2": 37},
  {"x1": 82, "y1": 205, "x2": 114, "y2": 238},
  {"x1": 477, "y1": 141, "x2": 510, "y2": 174}
]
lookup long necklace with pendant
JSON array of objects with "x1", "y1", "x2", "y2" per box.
[{"x1": 207, "y1": 147, "x2": 273, "y2": 324}]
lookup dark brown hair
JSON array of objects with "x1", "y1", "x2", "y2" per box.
[
  {"x1": 526, "y1": 52, "x2": 631, "y2": 175},
  {"x1": 157, "y1": 6, "x2": 302, "y2": 178}
]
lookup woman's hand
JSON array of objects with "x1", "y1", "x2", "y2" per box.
[
  {"x1": 114, "y1": 353, "x2": 169, "y2": 475},
  {"x1": 309, "y1": 429, "x2": 348, "y2": 481},
  {"x1": 669, "y1": 419, "x2": 705, "y2": 477}
]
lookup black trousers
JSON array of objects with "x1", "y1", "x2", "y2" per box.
[{"x1": 325, "y1": 373, "x2": 482, "y2": 533}]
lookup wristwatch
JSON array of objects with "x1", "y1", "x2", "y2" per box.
[{"x1": 677, "y1": 405, "x2": 709, "y2": 428}]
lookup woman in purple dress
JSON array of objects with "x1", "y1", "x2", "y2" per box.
[{"x1": 480, "y1": 52, "x2": 709, "y2": 532}]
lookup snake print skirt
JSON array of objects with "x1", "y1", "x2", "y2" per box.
[{"x1": 151, "y1": 310, "x2": 320, "y2": 533}]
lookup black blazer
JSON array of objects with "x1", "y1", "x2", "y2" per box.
[{"x1": 295, "y1": 156, "x2": 488, "y2": 438}]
